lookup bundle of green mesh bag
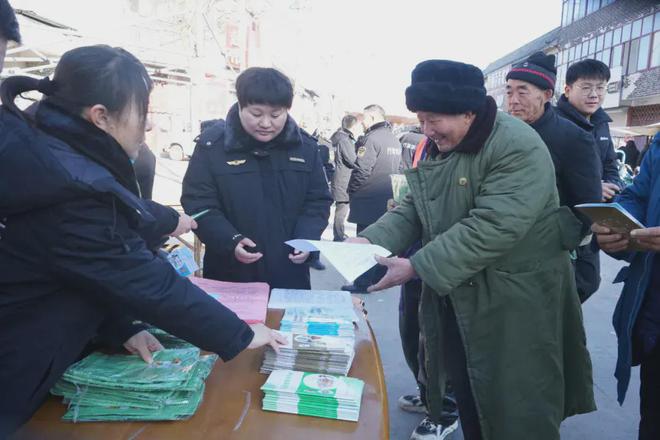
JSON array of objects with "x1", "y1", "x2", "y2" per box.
[{"x1": 51, "y1": 345, "x2": 218, "y2": 422}]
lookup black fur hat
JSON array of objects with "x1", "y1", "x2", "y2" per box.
[{"x1": 405, "y1": 60, "x2": 487, "y2": 114}]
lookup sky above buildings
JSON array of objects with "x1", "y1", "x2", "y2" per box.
[{"x1": 11, "y1": 0, "x2": 562, "y2": 116}]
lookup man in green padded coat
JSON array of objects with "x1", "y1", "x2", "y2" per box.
[{"x1": 349, "y1": 60, "x2": 596, "y2": 440}]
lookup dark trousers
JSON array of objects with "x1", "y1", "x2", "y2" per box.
[
  {"x1": 400, "y1": 279, "x2": 458, "y2": 423},
  {"x1": 444, "y1": 301, "x2": 482, "y2": 439},
  {"x1": 399, "y1": 279, "x2": 428, "y2": 403},
  {"x1": 639, "y1": 341, "x2": 660, "y2": 439},
  {"x1": 333, "y1": 202, "x2": 349, "y2": 241},
  {"x1": 353, "y1": 224, "x2": 386, "y2": 289}
]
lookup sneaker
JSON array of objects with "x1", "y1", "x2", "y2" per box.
[
  {"x1": 410, "y1": 417, "x2": 459, "y2": 440},
  {"x1": 398, "y1": 394, "x2": 427, "y2": 414}
]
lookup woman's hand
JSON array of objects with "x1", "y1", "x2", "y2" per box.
[
  {"x1": 234, "y1": 237, "x2": 263, "y2": 264},
  {"x1": 123, "y1": 330, "x2": 164, "y2": 364},
  {"x1": 288, "y1": 250, "x2": 310, "y2": 264},
  {"x1": 170, "y1": 214, "x2": 197, "y2": 237},
  {"x1": 247, "y1": 323, "x2": 288, "y2": 353}
]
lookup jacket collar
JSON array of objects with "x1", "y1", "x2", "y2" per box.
[
  {"x1": 452, "y1": 95, "x2": 498, "y2": 154},
  {"x1": 340, "y1": 128, "x2": 356, "y2": 140},
  {"x1": 223, "y1": 103, "x2": 303, "y2": 153},
  {"x1": 364, "y1": 120, "x2": 390, "y2": 136},
  {"x1": 530, "y1": 102, "x2": 554, "y2": 131},
  {"x1": 35, "y1": 100, "x2": 140, "y2": 197},
  {"x1": 556, "y1": 94, "x2": 613, "y2": 130}
]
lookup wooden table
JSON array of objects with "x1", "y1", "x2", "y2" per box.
[{"x1": 13, "y1": 310, "x2": 389, "y2": 440}]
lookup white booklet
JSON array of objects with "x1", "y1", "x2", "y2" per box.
[{"x1": 285, "y1": 239, "x2": 391, "y2": 282}]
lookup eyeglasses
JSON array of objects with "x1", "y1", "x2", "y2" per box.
[{"x1": 575, "y1": 84, "x2": 607, "y2": 96}]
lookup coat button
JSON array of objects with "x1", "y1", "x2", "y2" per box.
[
  {"x1": 458, "y1": 177, "x2": 468, "y2": 186},
  {"x1": 206, "y1": 141, "x2": 212, "y2": 146}
]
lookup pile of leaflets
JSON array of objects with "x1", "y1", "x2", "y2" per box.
[
  {"x1": 279, "y1": 306, "x2": 355, "y2": 337},
  {"x1": 51, "y1": 347, "x2": 217, "y2": 422},
  {"x1": 260, "y1": 332, "x2": 355, "y2": 375},
  {"x1": 261, "y1": 369, "x2": 364, "y2": 422}
]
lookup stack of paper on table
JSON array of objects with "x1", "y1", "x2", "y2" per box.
[
  {"x1": 261, "y1": 369, "x2": 364, "y2": 422},
  {"x1": 51, "y1": 348, "x2": 217, "y2": 422},
  {"x1": 280, "y1": 306, "x2": 355, "y2": 337},
  {"x1": 261, "y1": 332, "x2": 355, "y2": 375},
  {"x1": 189, "y1": 276, "x2": 269, "y2": 323},
  {"x1": 269, "y1": 289, "x2": 359, "y2": 323}
]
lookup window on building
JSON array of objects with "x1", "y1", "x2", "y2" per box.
[
  {"x1": 622, "y1": 23, "x2": 632, "y2": 42},
  {"x1": 566, "y1": 0, "x2": 574, "y2": 26},
  {"x1": 613, "y1": 27, "x2": 622, "y2": 45},
  {"x1": 611, "y1": 44, "x2": 623, "y2": 67},
  {"x1": 605, "y1": 30, "x2": 613, "y2": 48},
  {"x1": 597, "y1": 34, "x2": 605, "y2": 51},
  {"x1": 569, "y1": 45, "x2": 576, "y2": 61},
  {"x1": 652, "y1": 31, "x2": 660, "y2": 67},
  {"x1": 587, "y1": 0, "x2": 600, "y2": 14},
  {"x1": 602, "y1": 48, "x2": 611, "y2": 66},
  {"x1": 589, "y1": 37, "x2": 596, "y2": 55},
  {"x1": 582, "y1": 41, "x2": 589, "y2": 58},
  {"x1": 632, "y1": 19, "x2": 642, "y2": 39},
  {"x1": 643, "y1": 15, "x2": 654, "y2": 35},
  {"x1": 574, "y1": 0, "x2": 586, "y2": 20},
  {"x1": 628, "y1": 38, "x2": 640, "y2": 73},
  {"x1": 655, "y1": 11, "x2": 660, "y2": 32},
  {"x1": 637, "y1": 34, "x2": 651, "y2": 71}
]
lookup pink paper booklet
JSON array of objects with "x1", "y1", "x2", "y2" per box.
[{"x1": 189, "y1": 276, "x2": 269, "y2": 323}]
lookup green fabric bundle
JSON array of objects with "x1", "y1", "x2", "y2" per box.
[{"x1": 51, "y1": 348, "x2": 217, "y2": 422}]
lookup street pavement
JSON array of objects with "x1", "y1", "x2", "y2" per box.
[{"x1": 154, "y1": 156, "x2": 641, "y2": 440}]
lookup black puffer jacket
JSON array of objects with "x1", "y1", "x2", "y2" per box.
[
  {"x1": 530, "y1": 103, "x2": 602, "y2": 218},
  {"x1": 556, "y1": 95, "x2": 623, "y2": 188},
  {"x1": 0, "y1": 102, "x2": 254, "y2": 435},
  {"x1": 181, "y1": 104, "x2": 332, "y2": 289}
]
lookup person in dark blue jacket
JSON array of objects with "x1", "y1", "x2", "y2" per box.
[
  {"x1": 556, "y1": 59, "x2": 624, "y2": 200},
  {"x1": 181, "y1": 67, "x2": 332, "y2": 290},
  {"x1": 0, "y1": 45, "x2": 284, "y2": 437},
  {"x1": 592, "y1": 131, "x2": 660, "y2": 439}
]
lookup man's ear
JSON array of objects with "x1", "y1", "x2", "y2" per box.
[
  {"x1": 544, "y1": 89, "x2": 554, "y2": 101},
  {"x1": 564, "y1": 84, "x2": 571, "y2": 96},
  {"x1": 84, "y1": 104, "x2": 111, "y2": 131}
]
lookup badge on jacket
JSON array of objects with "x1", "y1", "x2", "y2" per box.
[
  {"x1": 227, "y1": 160, "x2": 247, "y2": 166},
  {"x1": 357, "y1": 146, "x2": 367, "y2": 158}
]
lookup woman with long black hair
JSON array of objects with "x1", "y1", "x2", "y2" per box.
[{"x1": 0, "y1": 45, "x2": 284, "y2": 436}]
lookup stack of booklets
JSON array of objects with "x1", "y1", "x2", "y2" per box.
[
  {"x1": 51, "y1": 347, "x2": 217, "y2": 422},
  {"x1": 261, "y1": 369, "x2": 364, "y2": 422},
  {"x1": 279, "y1": 306, "x2": 355, "y2": 337},
  {"x1": 261, "y1": 332, "x2": 355, "y2": 375}
]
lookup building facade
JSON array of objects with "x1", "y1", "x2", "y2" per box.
[{"x1": 485, "y1": 0, "x2": 660, "y2": 134}]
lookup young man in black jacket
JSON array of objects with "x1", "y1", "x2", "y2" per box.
[
  {"x1": 506, "y1": 51, "x2": 603, "y2": 302},
  {"x1": 556, "y1": 59, "x2": 624, "y2": 201}
]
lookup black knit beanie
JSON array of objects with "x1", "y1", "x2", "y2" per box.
[
  {"x1": 405, "y1": 60, "x2": 487, "y2": 114},
  {"x1": 506, "y1": 51, "x2": 556, "y2": 91}
]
